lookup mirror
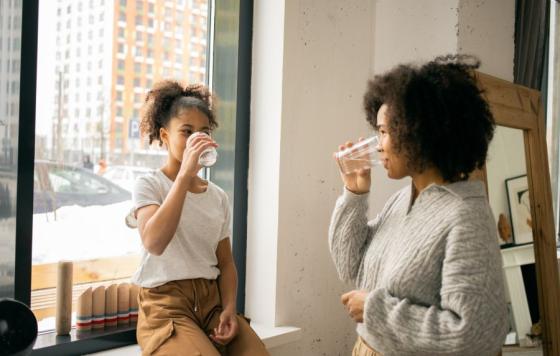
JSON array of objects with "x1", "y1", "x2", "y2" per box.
[
  {"x1": 487, "y1": 126, "x2": 541, "y2": 352},
  {"x1": 476, "y1": 72, "x2": 560, "y2": 355}
]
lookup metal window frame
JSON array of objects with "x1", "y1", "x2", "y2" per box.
[{"x1": 13, "y1": 0, "x2": 254, "y2": 354}]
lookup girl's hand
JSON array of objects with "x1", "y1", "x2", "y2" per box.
[
  {"x1": 334, "y1": 140, "x2": 371, "y2": 194},
  {"x1": 180, "y1": 133, "x2": 218, "y2": 178},
  {"x1": 210, "y1": 309, "x2": 239, "y2": 345},
  {"x1": 341, "y1": 290, "x2": 368, "y2": 323}
]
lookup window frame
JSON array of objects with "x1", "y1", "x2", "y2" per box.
[{"x1": 13, "y1": 0, "x2": 254, "y2": 354}]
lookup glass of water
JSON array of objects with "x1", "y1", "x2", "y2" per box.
[
  {"x1": 335, "y1": 136, "x2": 382, "y2": 174},
  {"x1": 187, "y1": 132, "x2": 218, "y2": 167}
]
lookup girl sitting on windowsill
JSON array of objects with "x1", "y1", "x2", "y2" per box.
[{"x1": 131, "y1": 80, "x2": 268, "y2": 356}]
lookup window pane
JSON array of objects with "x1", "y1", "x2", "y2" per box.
[
  {"x1": 33, "y1": 0, "x2": 209, "y2": 332},
  {"x1": 210, "y1": 1, "x2": 239, "y2": 212},
  {"x1": 0, "y1": 0, "x2": 22, "y2": 299}
]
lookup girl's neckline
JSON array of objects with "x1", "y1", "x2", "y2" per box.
[{"x1": 157, "y1": 169, "x2": 209, "y2": 195}]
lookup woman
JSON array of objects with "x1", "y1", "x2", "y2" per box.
[
  {"x1": 329, "y1": 55, "x2": 508, "y2": 356},
  {"x1": 132, "y1": 80, "x2": 268, "y2": 356}
]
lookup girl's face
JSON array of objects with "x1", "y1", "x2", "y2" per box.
[
  {"x1": 376, "y1": 104, "x2": 409, "y2": 179},
  {"x1": 160, "y1": 108, "x2": 212, "y2": 163}
]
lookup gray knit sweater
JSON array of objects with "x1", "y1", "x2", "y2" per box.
[{"x1": 329, "y1": 180, "x2": 508, "y2": 356}]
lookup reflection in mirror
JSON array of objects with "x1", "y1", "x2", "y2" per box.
[
  {"x1": 486, "y1": 126, "x2": 542, "y2": 353},
  {"x1": 487, "y1": 126, "x2": 531, "y2": 247}
]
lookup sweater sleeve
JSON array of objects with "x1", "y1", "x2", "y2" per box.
[
  {"x1": 328, "y1": 188, "x2": 386, "y2": 284},
  {"x1": 361, "y1": 218, "x2": 508, "y2": 356}
]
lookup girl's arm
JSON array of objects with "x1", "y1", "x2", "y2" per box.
[
  {"x1": 137, "y1": 135, "x2": 217, "y2": 256},
  {"x1": 136, "y1": 175, "x2": 192, "y2": 256},
  {"x1": 216, "y1": 238, "x2": 237, "y2": 312},
  {"x1": 210, "y1": 238, "x2": 239, "y2": 345}
]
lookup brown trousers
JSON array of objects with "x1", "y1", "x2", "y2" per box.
[
  {"x1": 137, "y1": 279, "x2": 269, "y2": 356},
  {"x1": 352, "y1": 337, "x2": 382, "y2": 356}
]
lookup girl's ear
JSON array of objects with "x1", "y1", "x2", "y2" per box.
[{"x1": 159, "y1": 126, "x2": 168, "y2": 146}]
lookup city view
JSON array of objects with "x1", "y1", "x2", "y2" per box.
[{"x1": 31, "y1": 0, "x2": 211, "y2": 329}]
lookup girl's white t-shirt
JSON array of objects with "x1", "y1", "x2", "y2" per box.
[{"x1": 131, "y1": 169, "x2": 231, "y2": 288}]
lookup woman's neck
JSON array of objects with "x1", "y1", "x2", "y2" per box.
[{"x1": 411, "y1": 167, "x2": 446, "y2": 199}]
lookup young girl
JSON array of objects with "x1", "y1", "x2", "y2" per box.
[{"x1": 132, "y1": 80, "x2": 268, "y2": 356}]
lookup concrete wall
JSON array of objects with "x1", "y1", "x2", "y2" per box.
[
  {"x1": 457, "y1": 0, "x2": 515, "y2": 82},
  {"x1": 247, "y1": 1, "x2": 515, "y2": 355}
]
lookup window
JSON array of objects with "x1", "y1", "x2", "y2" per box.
[{"x1": 11, "y1": 0, "x2": 248, "y2": 354}]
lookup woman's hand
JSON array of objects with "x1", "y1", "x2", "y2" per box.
[
  {"x1": 341, "y1": 290, "x2": 368, "y2": 323},
  {"x1": 210, "y1": 308, "x2": 239, "y2": 345},
  {"x1": 179, "y1": 133, "x2": 218, "y2": 178},
  {"x1": 334, "y1": 140, "x2": 371, "y2": 194}
]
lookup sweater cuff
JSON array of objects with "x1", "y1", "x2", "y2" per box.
[
  {"x1": 363, "y1": 288, "x2": 389, "y2": 334},
  {"x1": 342, "y1": 186, "x2": 370, "y2": 203}
]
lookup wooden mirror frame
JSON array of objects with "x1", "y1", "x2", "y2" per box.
[{"x1": 476, "y1": 72, "x2": 560, "y2": 354}]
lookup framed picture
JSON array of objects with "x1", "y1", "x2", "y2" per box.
[{"x1": 505, "y1": 174, "x2": 533, "y2": 245}]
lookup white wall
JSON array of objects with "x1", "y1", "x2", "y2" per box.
[
  {"x1": 372, "y1": 0, "x2": 459, "y2": 73},
  {"x1": 245, "y1": 0, "x2": 285, "y2": 327},
  {"x1": 457, "y1": 0, "x2": 515, "y2": 82},
  {"x1": 275, "y1": 1, "x2": 375, "y2": 354},
  {"x1": 247, "y1": 1, "x2": 515, "y2": 355}
]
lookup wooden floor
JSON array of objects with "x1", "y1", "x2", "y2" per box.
[{"x1": 502, "y1": 346, "x2": 543, "y2": 355}]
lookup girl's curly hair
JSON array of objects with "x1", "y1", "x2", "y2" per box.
[
  {"x1": 363, "y1": 54, "x2": 495, "y2": 182},
  {"x1": 140, "y1": 80, "x2": 218, "y2": 146}
]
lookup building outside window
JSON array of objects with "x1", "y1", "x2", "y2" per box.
[{"x1": 31, "y1": 0, "x2": 211, "y2": 332}]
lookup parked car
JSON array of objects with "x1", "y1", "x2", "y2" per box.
[
  {"x1": 102, "y1": 165, "x2": 152, "y2": 192},
  {"x1": 33, "y1": 161, "x2": 131, "y2": 214}
]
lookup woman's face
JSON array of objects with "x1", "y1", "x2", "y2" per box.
[
  {"x1": 377, "y1": 104, "x2": 409, "y2": 179},
  {"x1": 160, "y1": 108, "x2": 211, "y2": 163}
]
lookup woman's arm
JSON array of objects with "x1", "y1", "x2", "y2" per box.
[
  {"x1": 360, "y1": 219, "x2": 508, "y2": 356},
  {"x1": 328, "y1": 188, "x2": 381, "y2": 284}
]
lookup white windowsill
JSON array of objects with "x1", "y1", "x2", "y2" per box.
[{"x1": 86, "y1": 324, "x2": 302, "y2": 355}]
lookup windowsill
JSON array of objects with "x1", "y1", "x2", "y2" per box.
[
  {"x1": 251, "y1": 323, "x2": 302, "y2": 350},
  {"x1": 32, "y1": 323, "x2": 301, "y2": 355},
  {"x1": 33, "y1": 325, "x2": 137, "y2": 356}
]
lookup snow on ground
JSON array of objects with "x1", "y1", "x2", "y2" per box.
[
  {"x1": 32, "y1": 201, "x2": 142, "y2": 264},
  {"x1": 0, "y1": 217, "x2": 16, "y2": 266}
]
